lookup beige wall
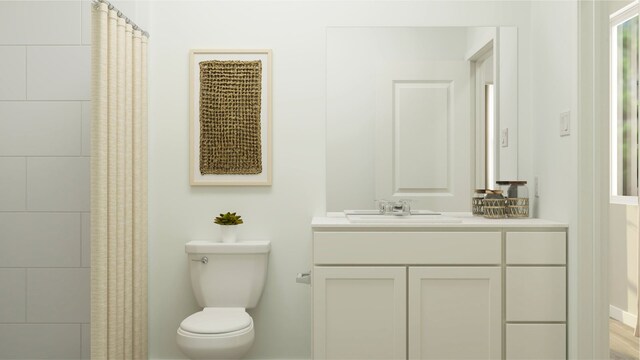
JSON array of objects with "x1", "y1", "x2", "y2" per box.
[
  {"x1": 609, "y1": 0, "x2": 635, "y2": 15},
  {"x1": 609, "y1": 203, "x2": 639, "y2": 318}
]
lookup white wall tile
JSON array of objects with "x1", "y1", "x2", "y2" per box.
[
  {"x1": 0, "y1": 213, "x2": 81, "y2": 267},
  {"x1": 27, "y1": 157, "x2": 89, "y2": 211},
  {"x1": 0, "y1": 102, "x2": 81, "y2": 156},
  {"x1": 0, "y1": 157, "x2": 26, "y2": 211},
  {"x1": 27, "y1": 268, "x2": 89, "y2": 323},
  {"x1": 81, "y1": 212, "x2": 90, "y2": 267},
  {"x1": 0, "y1": 2, "x2": 81, "y2": 45},
  {"x1": 0, "y1": 269, "x2": 26, "y2": 323},
  {"x1": 81, "y1": 323, "x2": 90, "y2": 359},
  {"x1": 81, "y1": 0, "x2": 92, "y2": 45},
  {"x1": 0, "y1": 2, "x2": 89, "y2": 359},
  {"x1": 0, "y1": 46, "x2": 26, "y2": 100},
  {"x1": 0, "y1": 324, "x2": 81, "y2": 359},
  {"x1": 27, "y1": 46, "x2": 90, "y2": 100},
  {"x1": 81, "y1": 102, "x2": 91, "y2": 156}
]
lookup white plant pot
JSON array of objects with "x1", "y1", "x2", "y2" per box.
[{"x1": 220, "y1": 225, "x2": 238, "y2": 243}]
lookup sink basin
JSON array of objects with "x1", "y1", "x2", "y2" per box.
[{"x1": 346, "y1": 214, "x2": 462, "y2": 224}]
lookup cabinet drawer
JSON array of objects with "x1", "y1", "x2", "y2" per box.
[
  {"x1": 506, "y1": 267, "x2": 566, "y2": 321},
  {"x1": 507, "y1": 324, "x2": 566, "y2": 360},
  {"x1": 313, "y1": 232, "x2": 501, "y2": 265},
  {"x1": 507, "y1": 232, "x2": 566, "y2": 264}
]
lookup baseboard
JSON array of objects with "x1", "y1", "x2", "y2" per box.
[{"x1": 610, "y1": 304, "x2": 638, "y2": 328}]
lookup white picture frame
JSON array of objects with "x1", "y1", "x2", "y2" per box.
[{"x1": 189, "y1": 49, "x2": 272, "y2": 186}]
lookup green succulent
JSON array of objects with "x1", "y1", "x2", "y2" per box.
[{"x1": 214, "y1": 212, "x2": 244, "y2": 225}]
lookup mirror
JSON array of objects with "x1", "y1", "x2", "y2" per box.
[{"x1": 326, "y1": 26, "x2": 518, "y2": 212}]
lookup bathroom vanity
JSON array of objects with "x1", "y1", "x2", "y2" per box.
[{"x1": 311, "y1": 214, "x2": 568, "y2": 360}]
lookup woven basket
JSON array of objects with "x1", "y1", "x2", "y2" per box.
[
  {"x1": 506, "y1": 198, "x2": 529, "y2": 218},
  {"x1": 483, "y1": 198, "x2": 506, "y2": 219},
  {"x1": 472, "y1": 197, "x2": 484, "y2": 216}
]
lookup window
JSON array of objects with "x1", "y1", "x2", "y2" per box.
[{"x1": 611, "y1": 4, "x2": 639, "y2": 203}]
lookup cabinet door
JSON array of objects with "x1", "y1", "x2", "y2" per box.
[
  {"x1": 408, "y1": 267, "x2": 501, "y2": 360},
  {"x1": 313, "y1": 266, "x2": 406, "y2": 360}
]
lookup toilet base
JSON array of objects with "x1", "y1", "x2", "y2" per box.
[{"x1": 176, "y1": 322, "x2": 254, "y2": 359}]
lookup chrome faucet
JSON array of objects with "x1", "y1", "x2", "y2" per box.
[{"x1": 376, "y1": 199, "x2": 412, "y2": 216}]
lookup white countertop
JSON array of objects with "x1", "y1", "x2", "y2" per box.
[{"x1": 312, "y1": 212, "x2": 568, "y2": 229}]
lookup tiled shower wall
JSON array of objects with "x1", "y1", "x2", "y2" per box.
[{"x1": 0, "y1": 1, "x2": 92, "y2": 358}]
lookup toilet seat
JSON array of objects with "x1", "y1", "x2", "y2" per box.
[
  {"x1": 179, "y1": 308, "x2": 252, "y2": 334},
  {"x1": 176, "y1": 309, "x2": 255, "y2": 359}
]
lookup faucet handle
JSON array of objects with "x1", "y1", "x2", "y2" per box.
[
  {"x1": 399, "y1": 199, "x2": 412, "y2": 214},
  {"x1": 375, "y1": 199, "x2": 390, "y2": 214},
  {"x1": 375, "y1": 199, "x2": 411, "y2": 215}
]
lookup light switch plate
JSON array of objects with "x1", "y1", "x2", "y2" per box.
[
  {"x1": 560, "y1": 111, "x2": 570, "y2": 136},
  {"x1": 501, "y1": 128, "x2": 508, "y2": 147}
]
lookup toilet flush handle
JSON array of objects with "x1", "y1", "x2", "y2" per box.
[
  {"x1": 191, "y1": 256, "x2": 208, "y2": 264},
  {"x1": 296, "y1": 271, "x2": 311, "y2": 285}
]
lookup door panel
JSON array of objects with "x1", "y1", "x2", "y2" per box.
[{"x1": 376, "y1": 61, "x2": 471, "y2": 211}]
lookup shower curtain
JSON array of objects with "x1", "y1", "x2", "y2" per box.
[{"x1": 91, "y1": 2, "x2": 148, "y2": 358}]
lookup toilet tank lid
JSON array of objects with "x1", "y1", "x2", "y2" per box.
[{"x1": 185, "y1": 240, "x2": 271, "y2": 254}]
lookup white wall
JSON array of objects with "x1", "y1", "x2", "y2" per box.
[
  {"x1": 0, "y1": 1, "x2": 91, "y2": 358},
  {"x1": 466, "y1": 26, "x2": 496, "y2": 60},
  {"x1": 497, "y1": 27, "x2": 519, "y2": 181},
  {"x1": 147, "y1": 1, "x2": 534, "y2": 359},
  {"x1": 530, "y1": 0, "x2": 578, "y2": 356}
]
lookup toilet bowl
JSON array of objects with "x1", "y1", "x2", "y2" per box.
[
  {"x1": 177, "y1": 241, "x2": 270, "y2": 359},
  {"x1": 176, "y1": 308, "x2": 254, "y2": 360}
]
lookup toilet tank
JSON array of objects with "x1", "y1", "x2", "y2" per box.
[{"x1": 185, "y1": 241, "x2": 270, "y2": 309}]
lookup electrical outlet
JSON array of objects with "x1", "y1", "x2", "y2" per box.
[{"x1": 501, "y1": 128, "x2": 508, "y2": 147}]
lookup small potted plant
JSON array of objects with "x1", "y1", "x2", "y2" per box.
[{"x1": 214, "y1": 212, "x2": 243, "y2": 243}]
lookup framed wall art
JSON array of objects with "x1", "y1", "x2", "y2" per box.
[{"x1": 189, "y1": 49, "x2": 272, "y2": 186}]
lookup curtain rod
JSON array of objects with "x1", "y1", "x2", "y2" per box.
[{"x1": 92, "y1": 0, "x2": 150, "y2": 38}]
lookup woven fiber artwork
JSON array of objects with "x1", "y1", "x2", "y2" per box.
[{"x1": 199, "y1": 60, "x2": 263, "y2": 175}]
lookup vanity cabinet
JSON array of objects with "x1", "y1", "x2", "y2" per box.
[
  {"x1": 312, "y1": 265, "x2": 501, "y2": 360},
  {"x1": 311, "y1": 219, "x2": 568, "y2": 360}
]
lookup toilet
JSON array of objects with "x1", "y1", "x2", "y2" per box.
[{"x1": 176, "y1": 240, "x2": 270, "y2": 359}]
